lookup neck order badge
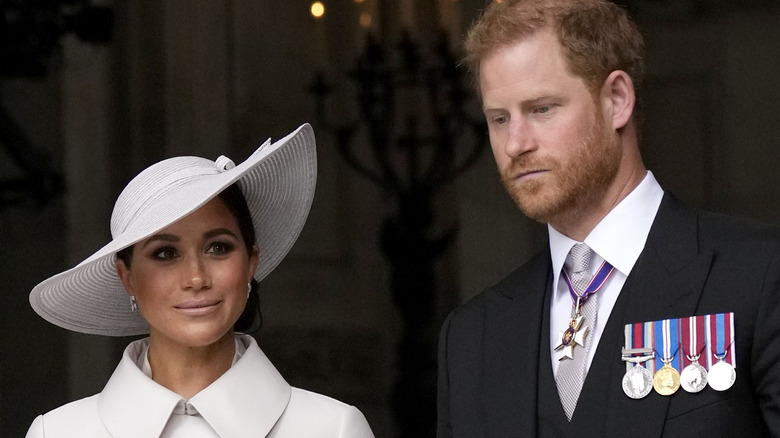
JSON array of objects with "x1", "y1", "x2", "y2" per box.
[{"x1": 555, "y1": 261, "x2": 615, "y2": 360}]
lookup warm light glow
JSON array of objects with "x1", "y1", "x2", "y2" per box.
[
  {"x1": 359, "y1": 12, "x2": 372, "y2": 29},
  {"x1": 354, "y1": 0, "x2": 365, "y2": 3},
  {"x1": 311, "y1": 2, "x2": 325, "y2": 18}
]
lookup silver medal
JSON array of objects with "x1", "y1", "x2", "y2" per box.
[
  {"x1": 680, "y1": 362, "x2": 708, "y2": 393},
  {"x1": 708, "y1": 360, "x2": 736, "y2": 391},
  {"x1": 622, "y1": 365, "x2": 653, "y2": 399}
]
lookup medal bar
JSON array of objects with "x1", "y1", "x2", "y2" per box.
[{"x1": 621, "y1": 312, "x2": 736, "y2": 398}]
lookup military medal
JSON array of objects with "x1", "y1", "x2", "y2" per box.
[
  {"x1": 707, "y1": 312, "x2": 736, "y2": 391},
  {"x1": 652, "y1": 318, "x2": 681, "y2": 396},
  {"x1": 622, "y1": 320, "x2": 656, "y2": 399},
  {"x1": 556, "y1": 261, "x2": 614, "y2": 361},
  {"x1": 621, "y1": 347, "x2": 655, "y2": 399},
  {"x1": 680, "y1": 315, "x2": 707, "y2": 393},
  {"x1": 680, "y1": 355, "x2": 708, "y2": 393},
  {"x1": 653, "y1": 358, "x2": 681, "y2": 396},
  {"x1": 623, "y1": 312, "x2": 736, "y2": 398},
  {"x1": 708, "y1": 354, "x2": 736, "y2": 391},
  {"x1": 623, "y1": 365, "x2": 653, "y2": 399}
]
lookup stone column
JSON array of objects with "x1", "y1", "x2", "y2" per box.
[{"x1": 60, "y1": 34, "x2": 122, "y2": 399}]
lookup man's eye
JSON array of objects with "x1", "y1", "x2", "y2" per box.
[
  {"x1": 534, "y1": 106, "x2": 551, "y2": 114},
  {"x1": 491, "y1": 115, "x2": 508, "y2": 124}
]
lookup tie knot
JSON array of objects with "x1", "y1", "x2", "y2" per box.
[{"x1": 566, "y1": 243, "x2": 593, "y2": 275}]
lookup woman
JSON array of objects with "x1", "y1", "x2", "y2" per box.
[{"x1": 26, "y1": 124, "x2": 375, "y2": 437}]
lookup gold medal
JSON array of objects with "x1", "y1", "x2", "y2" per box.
[{"x1": 653, "y1": 361, "x2": 681, "y2": 396}]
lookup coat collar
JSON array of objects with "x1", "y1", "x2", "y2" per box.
[{"x1": 98, "y1": 334, "x2": 291, "y2": 438}]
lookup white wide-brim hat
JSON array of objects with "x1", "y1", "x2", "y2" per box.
[{"x1": 30, "y1": 124, "x2": 316, "y2": 336}]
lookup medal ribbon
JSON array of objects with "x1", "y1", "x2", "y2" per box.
[
  {"x1": 679, "y1": 315, "x2": 706, "y2": 368},
  {"x1": 624, "y1": 320, "x2": 655, "y2": 373},
  {"x1": 654, "y1": 318, "x2": 680, "y2": 372},
  {"x1": 561, "y1": 260, "x2": 615, "y2": 303},
  {"x1": 706, "y1": 312, "x2": 736, "y2": 369}
]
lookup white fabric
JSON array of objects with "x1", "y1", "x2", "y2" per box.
[
  {"x1": 549, "y1": 171, "x2": 664, "y2": 375},
  {"x1": 26, "y1": 334, "x2": 375, "y2": 438},
  {"x1": 135, "y1": 337, "x2": 247, "y2": 437}
]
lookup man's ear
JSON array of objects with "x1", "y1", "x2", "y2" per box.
[
  {"x1": 602, "y1": 70, "x2": 635, "y2": 131},
  {"x1": 115, "y1": 258, "x2": 134, "y2": 296}
]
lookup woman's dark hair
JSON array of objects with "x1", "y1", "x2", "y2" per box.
[
  {"x1": 218, "y1": 184, "x2": 262, "y2": 333},
  {"x1": 116, "y1": 183, "x2": 262, "y2": 333}
]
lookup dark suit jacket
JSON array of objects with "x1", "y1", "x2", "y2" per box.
[{"x1": 438, "y1": 195, "x2": 780, "y2": 437}]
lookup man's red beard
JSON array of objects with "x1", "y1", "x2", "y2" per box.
[{"x1": 500, "y1": 110, "x2": 622, "y2": 226}]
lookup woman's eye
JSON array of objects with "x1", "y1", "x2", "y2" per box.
[
  {"x1": 152, "y1": 247, "x2": 178, "y2": 260},
  {"x1": 207, "y1": 242, "x2": 234, "y2": 255}
]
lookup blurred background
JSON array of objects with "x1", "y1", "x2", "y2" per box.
[{"x1": 1, "y1": 0, "x2": 779, "y2": 436}]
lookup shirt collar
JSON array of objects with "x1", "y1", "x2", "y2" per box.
[
  {"x1": 549, "y1": 171, "x2": 664, "y2": 279},
  {"x1": 139, "y1": 336, "x2": 246, "y2": 378},
  {"x1": 98, "y1": 334, "x2": 292, "y2": 438}
]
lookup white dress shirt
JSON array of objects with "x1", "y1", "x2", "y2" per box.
[{"x1": 549, "y1": 171, "x2": 664, "y2": 376}]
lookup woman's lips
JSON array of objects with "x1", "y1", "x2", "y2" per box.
[{"x1": 174, "y1": 300, "x2": 221, "y2": 316}]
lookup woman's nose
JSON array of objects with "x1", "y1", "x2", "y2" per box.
[{"x1": 183, "y1": 257, "x2": 211, "y2": 290}]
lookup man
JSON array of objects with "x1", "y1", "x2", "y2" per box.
[{"x1": 437, "y1": 0, "x2": 780, "y2": 436}]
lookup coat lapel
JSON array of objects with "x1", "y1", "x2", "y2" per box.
[
  {"x1": 619, "y1": 196, "x2": 714, "y2": 324},
  {"x1": 481, "y1": 252, "x2": 551, "y2": 436},
  {"x1": 98, "y1": 339, "x2": 184, "y2": 438},
  {"x1": 583, "y1": 195, "x2": 715, "y2": 436},
  {"x1": 192, "y1": 335, "x2": 292, "y2": 437}
]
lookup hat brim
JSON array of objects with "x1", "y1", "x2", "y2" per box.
[{"x1": 29, "y1": 124, "x2": 317, "y2": 336}]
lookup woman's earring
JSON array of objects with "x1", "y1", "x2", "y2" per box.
[
  {"x1": 130, "y1": 296, "x2": 138, "y2": 312},
  {"x1": 247, "y1": 282, "x2": 252, "y2": 299}
]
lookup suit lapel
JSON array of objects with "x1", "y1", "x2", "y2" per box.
[
  {"x1": 589, "y1": 195, "x2": 715, "y2": 436},
  {"x1": 619, "y1": 196, "x2": 714, "y2": 324},
  {"x1": 481, "y1": 251, "x2": 551, "y2": 437}
]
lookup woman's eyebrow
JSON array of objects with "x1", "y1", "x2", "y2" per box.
[
  {"x1": 204, "y1": 228, "x2": 239, "y2": 240},
  {"x1": 141, "y1": 234, "x2": 179, "y2": 248}
]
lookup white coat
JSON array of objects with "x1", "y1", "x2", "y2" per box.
[{"x1": 26, "y1": 335, "x2": 375, "y2": 437}]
